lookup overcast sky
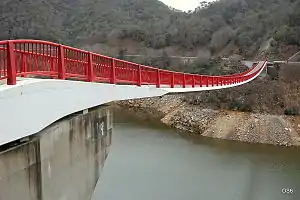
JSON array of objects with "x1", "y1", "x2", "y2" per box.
[{"x1": 160, "y1": 0, "x2": 216, "y2": 11}]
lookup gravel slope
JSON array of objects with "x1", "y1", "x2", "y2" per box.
[{"x1": 116, "y1": 95, "x2": 300, "y2": 147}]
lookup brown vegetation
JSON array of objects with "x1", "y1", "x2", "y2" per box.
[{"x1": 183, "y1": 63, "x2": 300, "y2": 116}]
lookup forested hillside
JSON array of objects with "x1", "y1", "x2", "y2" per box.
[
  {"x1": 1, "y1": 0, "x2": 300, "y2": 61},
  {"x1": 0, "y1": 0, "x2": 175, "y2": 44}
]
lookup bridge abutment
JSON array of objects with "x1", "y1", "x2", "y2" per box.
[{"x1": 0, "y1": 106, "x2": 112, "y2": 200}]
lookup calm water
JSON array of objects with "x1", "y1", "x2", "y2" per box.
[{"x1": 92, "y1": 108, "x2": 300, "y2": 200}]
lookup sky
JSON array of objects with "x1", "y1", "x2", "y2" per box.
[{"x1": 160, "y1": 0, "x2": 216, "y2": 12}]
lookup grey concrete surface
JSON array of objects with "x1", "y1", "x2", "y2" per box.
[{"x1": 0, "y1": 106, "x2": 112, "y2": 200}]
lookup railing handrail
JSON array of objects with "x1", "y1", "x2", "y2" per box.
[{"x1": 0, "y1": 39, "x2": 266, "y2": 88}]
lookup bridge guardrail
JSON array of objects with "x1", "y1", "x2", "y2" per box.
[{"x1": 0, "y1": 40, "x2": 265, "y2": 87}]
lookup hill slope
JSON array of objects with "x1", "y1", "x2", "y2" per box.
[{"x1": 0, "y1": 0, "x2": 300, "y2": 60}]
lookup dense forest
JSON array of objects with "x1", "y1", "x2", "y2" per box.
[{"x1": 1, "y1": 0, "x2": 300, "y2": 72}]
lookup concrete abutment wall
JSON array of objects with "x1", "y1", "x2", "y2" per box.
[{"x1": 0, "y1": 106, "x2": 112, "y2": 200}]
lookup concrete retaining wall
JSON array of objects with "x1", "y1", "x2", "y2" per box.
[{"x1": 0, "y1": 106, "x2": 112, "y2": 200}]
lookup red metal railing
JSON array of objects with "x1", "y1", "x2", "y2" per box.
[{"x1": 0, "y1": 40, "x2": 266, "y2": 87}]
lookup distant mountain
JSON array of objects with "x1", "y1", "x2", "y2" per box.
[{"x1": 0, "y1": 0, "x2": 300, "y2": 60}]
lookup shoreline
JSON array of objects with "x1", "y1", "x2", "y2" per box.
[{"x1": 114, "y1": 95, "x2": 300, "y2": 147}]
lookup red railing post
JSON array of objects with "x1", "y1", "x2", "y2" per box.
[
  {"x1": 131, "y1": 67, "x2": 135, "y2": 85},
  {"x1": 182, "y1": 73, "x2": 186, "y2": 88},
  {"x1": 156, "y1": 68, "x2": 160, "y2": 88},
  {"x1": 58, "y1": 45, "x2": 65, "y2": 80},
  {"x1": 21, "y1": 53, "x2": 26, "y2": 78},
  {"x1": 211, "y1": 77, "x2": 214, "y2": 86},
  {"x1": 171, "y1": 72, "x2": 175, "y2": 88},
  {"x1": 137, "y1": 64, "x2": 142, "y2": 86},
  {"x1": 50, "y1": 58, "x2": 55, "y2": 78},
  {"x1": 110, "y1": 58, "x2": 116, "y2": 84},
  {"x1": 192, "y1": 75, "x2": 195, "y2": 88},
  {"x1": 7, "y1": 41, "x2": 16, "y2": 85},
  {"x1": 87, "y1": 52, "x2": 94, "y2": 82}
]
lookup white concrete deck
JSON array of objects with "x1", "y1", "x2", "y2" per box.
[{"x1": 0, "y1": 61, "x2": 266, "y2": 145}]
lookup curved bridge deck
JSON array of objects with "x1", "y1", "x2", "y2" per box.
[{"x1": 0, "y1": 40, "x2": 267, "y2": 146}]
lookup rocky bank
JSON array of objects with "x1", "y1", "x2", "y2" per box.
[{"x1": 116, "y1": 95, "x2": 300, "y2": 147}]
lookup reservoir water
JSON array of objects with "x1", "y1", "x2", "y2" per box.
[{"x1": 93, "y1": 108, "x2": 300, "y2": 200}]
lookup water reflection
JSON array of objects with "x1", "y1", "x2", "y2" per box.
[{"x1": 93, "y1": 107, "x2": 300, "y2": 200}]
